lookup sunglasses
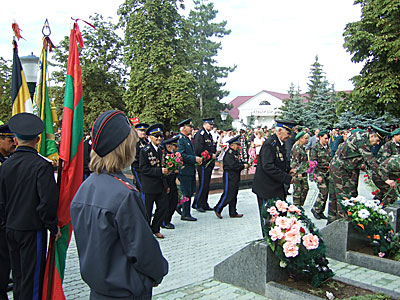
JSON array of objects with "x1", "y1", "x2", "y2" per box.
[{"x1": 153, "y1": 135, "x2": 163, "y2": 139}]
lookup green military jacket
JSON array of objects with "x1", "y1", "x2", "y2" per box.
[
  {"x1": 377, "y1": 154, "x2": 400, "y2": 181},
  {"x1": 310, "y1": 142, "x2": 331, "y2": 177},
  {"x1": 290, "y1": 143, "x2": 307, "y2": 171},
  {"x1": 378, "y1": 140, "x2": 400, "y2": 162},
  {"x1": 332, "y1": 131, "x2": 379, "y2": 173}
]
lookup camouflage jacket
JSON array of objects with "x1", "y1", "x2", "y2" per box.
[
  {"x1": 331, "y1": 131, "x2": 379, "y2": 173},
  {"x1": 378, "y1": 140, "x2": 400, "y2": 162},
  {"x1": 290, "y1": 143, "x2": 307, "y2": 171},
  {"x1": 377, "y1": 154, "x2": 400, "y2": 181},
  {"x1": 310, "y1": 142, "x2": 331, "y2": 177}
]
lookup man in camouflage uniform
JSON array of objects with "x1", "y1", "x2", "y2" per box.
[
  {"x1": 377, "y1": 128, "x2": 400, "y2": 162},
  {"x1": 373, "y1": 154, "x2": 400, "y2": 205},
  {"x1": 329, "y1": 129, "x2": 380, "y2": 223},
  {"x1": 310, "y1": 130, "x2": 331, "y2": 219},
  {"x1": 290, "y1": 131, "x2": 309, "y2": 207}
]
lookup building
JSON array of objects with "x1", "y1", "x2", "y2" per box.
[{"x1": 228, "y1": 90, "x2": 290, "y2": 130}]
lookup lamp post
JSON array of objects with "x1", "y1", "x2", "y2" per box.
[
  {"x1": 20, "y1": 52, "x2": 39, "y2": 100},
  {"x1": 220, "y1": 110, "x2": 228, "y2": 129}
]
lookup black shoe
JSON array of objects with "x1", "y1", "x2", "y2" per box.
[
  {"x1": 181, "y1": 216, "x2": 197, "y2": 221},
  {"x1": 163, "y1": 223, "x2": 175, "y2": 229},
  {"x1": 204, "y1": 207, "x2": 213, "y2": 211},
  {"x1": 319, "y1": 214, "x2": 328, "y2": 220},
  {"x1": 195, "y1": 207, "x2": 206, "y2": 213},
  {"x1": 311, "y1": 208, "x2": 321, "y2": 220},
  {"x1": 175, "y1": 206, "x2": 182, "y2": 216}
]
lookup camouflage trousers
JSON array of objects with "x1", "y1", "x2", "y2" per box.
[
  {"x1": 312, "y1": 173, "x2": 329, "y2": 214},
  {"x1": 329, "y1": 165, "x2": 354, "y2": 222},
  {"x1": 372, "y1": 173, "x2": 398, "y2": 205},
  {"x1": 292, "y1": 173, "x2": 309, "y2": 207}
]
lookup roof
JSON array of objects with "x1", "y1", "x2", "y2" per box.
[{"x1": 227, "y1": 96, "x2": 253, "y2": 119}]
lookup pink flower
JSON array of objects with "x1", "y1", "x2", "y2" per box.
[
  {"x1": 288, "y1": 205, "x2": 301, "y2": 215},
  {"x1": 270, "y1": 216, "x2": 276, "y2": 223},
  {"x1": 168, "y1": 162, "x2": 174, "y2": 167},
  {"x1": 283, "y1": 242, "x2": 299, "y2": 258},
  {"x1": 267, "y1": 206, "x2": 279, "y2": 216},
  {"x1": 269, "y1": 227, "x2": 284, "y2": 241},
  {"x1": 285, "y1": 228, "x2": 301, "y2": 244},
  {"x1": 275, "y1": 216, "x2": 291, "y2": 230},
  {"x1": 378, "y1": 252, "x2": 385, "y2": 258},
  {"x1": 276, "y1": 200, "x2": 288, "y2": 212},
  {"x1": 287, "y1": 217, "x2": 299, "y2": 229},
  {"x1": 175, "y1": 152, "x2": 181, "y2": 157},
  {"x1": 176, "y1": 157, "x2": 181, "y2": 163},
  {"x1": 170, "y1": 153, "x2": 175, "y2": 158},
  {"x1": 302, "y1": 234, "x2": 319, "y2": 250}
]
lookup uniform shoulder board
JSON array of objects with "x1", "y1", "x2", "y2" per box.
[
  {"x1": 143, "y1": 145, "x2": 151, "y2": 151},
  {"x1": 270, "y1": 139, "x2": 276, "y2": 147},
  {"x1": 228, "y1": 149, "x2": 232, "y2": 154},
  {"x1": 37, "y1": 153, "x2": 53, "y2": 163},
  {"x1": 200, "y1": 129, "x2": 205, "y2": 135}
]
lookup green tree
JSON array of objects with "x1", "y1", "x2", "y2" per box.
[
  {"x1": 51, "y1": 14, "x2": 126, "y2": 130},
  {"x1": 187, "y1": 0, "x2": 236, "y2": 128},
  {"x1": 279, "y1": 83, "x2": 308, "y2": 126},
  {"x1": 343, "y1": 0, "x2": 400, "y2": 117},
  {"x1": 0, "y1": 57, "x2": 12, "y2": 122},
  {"x1": 119, "y1": 0, "x2": 197, "y2": 130},
  {"x1": 306, "y1": 55, "x2": 325, "y2": 101}
]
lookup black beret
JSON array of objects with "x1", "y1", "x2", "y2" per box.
[
  {"x1": 9, "y1": 113, "x2": 44, "y2": 140},
  {"x1": 91, "y1": 110, "x2": 131, "y2": 157}
]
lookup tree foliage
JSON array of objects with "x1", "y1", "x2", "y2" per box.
[
  {"x1": 343, "y1": 0, "x2": 400, "y2": 117},
  {"x1": 279, "y1": 83, "x2": 308, "y2": 126},
  {"x1": 0, "y1": 57, "x2": 12, "y2": 122},
  {"x1": 187, "y1": 0, "x2": 236, "y2": 128},
  {"x1": 51, "y1": 14, "x2": 126, "y2": 130},
  {"x1": 119, "y1": 0, "x2": 197, "y2": 130}
]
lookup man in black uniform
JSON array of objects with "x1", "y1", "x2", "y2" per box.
[
  {"x1": 193, "y1": 118, "x2": 217, "y2": 212},
  {"x1": 140, "y1": 123, "x2": 169, "y2": 239},
  {"x1": 0, "y1": 113, "x2": 60, "y2": 300},
  {"x1": 162, "y1": 136, "x2": 179, "y2": 229},
  {"x1": 214, "y1": 136, "x2": 249, "y2": 219},
  {"x1": 131, "y1": 123, "x2": 149, "y2": 200},
  {"x1": 0, "y1": 124, "x2": 17, "y2": 300},
  {"x1": 252, "y1": 120, "x2": 296, "y2": 235}
]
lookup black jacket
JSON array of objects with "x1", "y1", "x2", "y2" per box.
[{"x1": 193, "y1": 128, "x2": 216, "y2": 157}]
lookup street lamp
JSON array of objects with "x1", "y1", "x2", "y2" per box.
[
  {"x1": 220, "y1": 110, "x2": 228, "y2": 121},
  {"x1": 20, "y1": 52, "x2": 39, "y2": 100}
]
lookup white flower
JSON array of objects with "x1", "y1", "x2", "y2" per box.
[
  {"x1": 373, "y1": 200, "x2": 381, "y2": 206},
  {"x1": 279, "y1": 261, "x2": 287, "y2": 268},
  {"x1": 364, "y1": 200, "x2": 377, "y2": 208},
  {"x1": 357, "y1": 196, "x2": 367, "y2": 204},
  {"x1": 378, "y1": 209, "x2": 387, "y2": 215},
  {"x1": 358, "y1": 209, "x2": 370, "y2": 219},
  {"x1": 342, "y1": 199, "x2": 355, "y2": 207}
]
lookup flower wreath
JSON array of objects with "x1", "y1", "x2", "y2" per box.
[{"x1": 261, "y1": 198, "x2": 333, "y2": 287}]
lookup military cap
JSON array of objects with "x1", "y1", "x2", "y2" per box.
[
  {"x1": 202, "y1": 118, "x2": 214, "y2": 125},
  {"x1": 227, "y1": 135, "x2": 240, "y2": 145},
  {"x1": 0, "y1": 124, "x2": 14, "y2": 137},
  {"x1": 91, "y1": 110, "x2": 131, "y2": 157},
  {"x1": 370, "y1": 125, "x2": 390, "y2": 140},
  {"x1": 275, "y1": 120, "x2": 297, "y2": 132},
  {"x1": 391, "y1": 128, "x2": 400, "y2": 137},
  {"x1": 177, "y1": 118, "x2": 193, "y2": 127},
  {"x1": 351, "y1": 128, "x2": 364, "y2": 135},
  {"x1": 134, "y1": 123, "x2": 149, "y2": 131},
  {"x1": 225, "y1": 128, "x2": 233, "y2": 132},
  {"x1": 295, "y1": 131, "x2": 306, "y2": 141},
  {"x1": 164, "y1": 136, "x2": 179, "y2": 146},
  {"x1": 318, "y1": 130, "x2": 329, "y2": 137},
  {"x1": 146, "y1": 123, "x2": 164, "y2": 136},
  {"x1": 9, "y1": 113, "x2": 44, "y2": 140}
]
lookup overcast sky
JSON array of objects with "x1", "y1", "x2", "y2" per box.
[{"x1": 0, "y1": 0, "x2": 363, "y2": 102}]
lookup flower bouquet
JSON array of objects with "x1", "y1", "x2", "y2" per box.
[
  {"x1": 261, "y1": 198, "x2": 333, "y2": 287},
  {"x1": 341, "y1": 196, "x2": 400, "y2": 258},
  {"x1": 196, "y1": 150, "x2": 215, "y2": 167},
  {"x1": 164, "y1": 152, "x2": 183, "y2": 174},
  {"x1": 296, "y1": 160, "x2": 318, "y2": 180}
]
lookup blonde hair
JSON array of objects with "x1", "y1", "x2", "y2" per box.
[{"x1": 89, "y1": 129, "x2": 138, "y2": 174}]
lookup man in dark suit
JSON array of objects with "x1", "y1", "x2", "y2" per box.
[
  {"x1": 193, "y1": 118, "x2": 217, "y2": 212},
  {"x1": 177, "y1": 119, "x2": 203, "y2": 221},
  {"x1": 252, "y1": 120, "x2": 297, "y2": 235},
  {"x1": 131, "y1": 123, "x2": 149, "y2": 202},
  {"x1": 140, "y1": 124, "x2": 169, "y2": 239}
]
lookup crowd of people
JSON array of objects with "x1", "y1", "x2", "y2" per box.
[{"x1": 0, "y1": 109, "x2": 399, "y2": 299}]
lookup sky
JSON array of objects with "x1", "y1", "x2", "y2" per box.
[{"x1": 0, "y1": 0, "x2": 363, "y2": 103}]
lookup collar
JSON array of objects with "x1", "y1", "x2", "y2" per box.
[
  {"x1": 15, "y1": 146, "x2": 37, "y2": 154},
  {"x1": 151, "y1": 142, "x2": 159, "y2": 152},
  {"x1": 276, "y1": 136, "x2": 284, "y2": 146}
]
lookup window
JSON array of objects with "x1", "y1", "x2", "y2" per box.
[{"x1": 259, "y1": 100, "x2": 270, "y2": 105}]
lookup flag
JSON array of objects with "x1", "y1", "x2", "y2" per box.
[
  {"x1": 42, "y1": 21, "x2": 84, "y2": 300},
  {"x1": 129, "y1": 116, "x2": 140, "y2": 126},
  {"x1": 35, "y1": 37, "x2": 59, "y2": 163},
  {"x1": 11, "y1": 40, "x2": 33, "y2": 115}
]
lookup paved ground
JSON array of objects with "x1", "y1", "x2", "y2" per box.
[{"x1": 7, "y1": 175, "x2": 400, "y2": 299}]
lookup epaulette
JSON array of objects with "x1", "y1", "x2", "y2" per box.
[
  {"x1": 143, "y1": 145, "x2": 151, "y2": 151},
  {"x1": 228, "y1": 149, "x2": 232, "y2": 154},
  {"x1": 270, "y1": 139, "x2": 276, "y2": 147},
  {"x1": 200, "y1": 129, "x2": 205, "y2": 136},
  {"x1": 37, "y1": 153, "x2": 53, "y2": 163}
]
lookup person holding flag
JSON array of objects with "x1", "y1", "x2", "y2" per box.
[{"x1": 0, "y1": 113, "x2": 61, "y2": 300}]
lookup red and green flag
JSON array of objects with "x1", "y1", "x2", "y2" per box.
[
  {"x1": 35, "y1": 36, "x2": 59, "y2": 163},
  {"x1": 42, "y1": 21, "x2": 84, "y2": 300}
]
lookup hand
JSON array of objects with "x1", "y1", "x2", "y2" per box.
[
  {"x1": 174, "y1": 170, "x2": 179, "y2": 173},
  {"x1": 298, "y1": 174, "x2": 302, "y2": 179},
  {"x1": 244, "y1": 164, "x2": 249, "y2": 169},
  {"x1": 167, "y1": 187, "x2": 170, "y2": 194},
  {"x1": 385, "y1": 179, "x2": 396, "y2": 188},
  {"x1": 55, "y1": 226, "x2": 61, "y2": 241},
  {"x1": 317, "y1": 176, "x2": 323, "y2": 183},
  {"x1": 361, "y1": 164, "x2": 367, "y2": 171},
  {"x1": 195, "y1": 156, "x2": 203, "y2": 164},
  {"x1": 290, "y1": 177, "x2": 294, "y2": 184},
  {"x1": 153, "y1": 283, "x2": 159, "y2": 287},
  {"x1": 162, "y1": 168, "x2": 169, "y2": 174},
  {"x1": 212, "y1": 153, "x2": 217, "y2": 159},
  {"x1": 289, "y1": 168, "x2": 296, "y2": 176}
]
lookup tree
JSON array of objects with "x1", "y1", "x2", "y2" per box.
[
  {"x1": 279, "y1": 83, "x2": 309, "y2": 126},
  {"x1": 187, "y1": 0, "x2": 236, "y2": 128},
  {"x1": 343, "y1": 0, "x2": 400, "y2": 117},
  {"x1": 119, "y1": 0, "x2": 197, "y2": 130},
  {"x1": 0, "y1": 57, "x2": 12, "y2": 122},
  {"x1": 306, "y1": 55, "x2": 325, "y2": 101},
  {"x1": 51, "y1": 14, "x2": 126, "y2": 130}
]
